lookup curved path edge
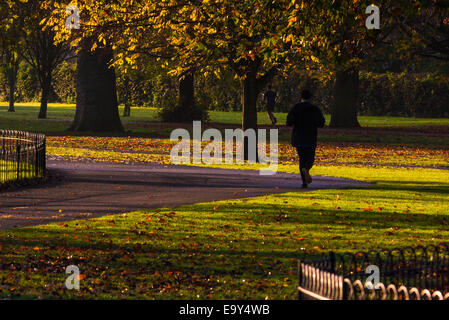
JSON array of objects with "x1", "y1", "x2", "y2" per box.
[{"x1": 0, "y1": 160, "x2": 371, "y2": 230}]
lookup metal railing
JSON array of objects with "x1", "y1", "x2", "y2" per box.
[
  {"x1": 298, "y1": 244, "x2": 449, "y2": 300},
  {"x1": 0, "y1": 130, "x2": 46, "y2": 187}
]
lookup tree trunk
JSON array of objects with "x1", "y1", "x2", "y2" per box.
[
  {"x1": 122, "y1": 77, "x2": 131, "y2": 117},
  {"x1": 69, "y1": 41, "x2": 123, "y2": 132},
  {"x1": 123, "y1": 102, "x2": 131, "y2": 117},
  {"x1": 7, "y1": 70, "x2": 16, "y2": 112},
  {"x1": 241, "y1": 71, "x2": 260, "y2": 161},
  {"x1": 38, "y1": 77, "x2": 51, "y2": 119},
  {"x1": 330, "y1": 68, "x2": 360, "y2": 128},
  {"x1": 160, "y1": 71, "x2": 195, "y2": 122},
  {"x1": 179, "y1": 71, "x2": 194, "y2": 115},
  {"x1": 241, "y1": 71, "x2": 259, "y2": 133}
]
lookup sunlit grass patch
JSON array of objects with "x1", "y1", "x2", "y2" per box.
[
  {"x1": 0, "y1": 165, "x2": 448, "y2": 299},
  {"x1": 47, "y1": 137, "x2": 449, "y2": 169},
  {"x1": 0, "y1": 160, "x2": 17, "y2": 183},
  {"x1": 2, "y1": 102, "x2": 449, "y2": 134}
]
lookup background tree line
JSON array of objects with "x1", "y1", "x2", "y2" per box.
[
  {"x1": 0, "y1": 0, "x2": 448, "y2": 136},
  {"x1": 2, "y1": 57, "x2": 448, "y2": 119}
]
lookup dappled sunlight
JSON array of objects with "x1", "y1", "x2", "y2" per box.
[{"x1": 1, "y1": 163, "x2": 448, "y2": 298}]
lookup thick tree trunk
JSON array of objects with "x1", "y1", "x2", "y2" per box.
[
  {"x1": 38, "y1": 77, "x2": 51, "y2": 119},
  {"x1": 239, "y1": 64, "x2": 276, "y2": 161},
  {"x1": 178, "y1": 72, "x2": 195, "y2": 115},
  {"x1": 69, "y1": 42, "x2": 123, "y2": 132},
  {"x1": 330, "y1": 68, "x2": 360, "y2": 128},
  {"x1": 241, "y1": 71, "x2": 259, "y2": 133}
]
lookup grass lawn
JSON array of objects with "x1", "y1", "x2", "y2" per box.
[
  {"x1": 45, "y1": 135, "x2": 449, "y2": 169},
  {"x1": 211, "y1": 110, "x2": 449, "y2": 127},
  {"x1": 0, "y1": 165, "x2": 448, "y2": 299},
  {"x1": 3, "y1": 102, "x2": 449, "y2": 148},
  {"x1": 1, "y1": 101, "x2": 448, "y2": 299},
  {"x1": 2, "y1": 102, "x2": 449, "y2": 128}
]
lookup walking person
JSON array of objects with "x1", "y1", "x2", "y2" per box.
[
  {"x1": 263, "y1": 84, "x2": 277, "y2": 125},
  {"x1": 286, "y1": 90, "x2": 325, "y2": 188}
]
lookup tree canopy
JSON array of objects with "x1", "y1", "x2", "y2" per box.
[{"x1": 18, "y1": 0, "x2": 449, "y2": 130}]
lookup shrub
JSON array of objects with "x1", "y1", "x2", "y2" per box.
[{"x1": 359, "y1": 72, "x2": 449, "y2": 117}]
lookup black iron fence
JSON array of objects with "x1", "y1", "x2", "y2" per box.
[
  {"x1": 298, "y1": 244, "x2": 449, "y2": 300},
  {"x1": 0, "y1": 130, "x2": 46, "y2": 187}
]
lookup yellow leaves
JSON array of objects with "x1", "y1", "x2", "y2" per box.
[
  {"x1": 287, "y1": 15, "x2": 297, "y2": 27},
  {"x1": 70, "y1": 38, "x2": 81, "y2": 48},
  {"x1": 310, "y1": 55, "x2": 319, "y2": 63},
  {"x1": 130, "y1": 53, "x2": 140, "y2": 61},
  {"x1": 98, "y1": 34, "x2": 107, "y2": 46},
  {"x1": 190, "y1": 8, "x2": 200, "y2": 21}
]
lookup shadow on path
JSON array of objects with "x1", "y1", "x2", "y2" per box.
[{"x1": 0, "y1": 161, "x2": 371, "y2": 230}]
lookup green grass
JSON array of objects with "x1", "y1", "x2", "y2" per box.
[
  {"x1": 1, "y1": 101, "x2": 449, "y2": 299},
  {"x1": 211, "y1": 110, "x2": 449, "y2": 127},
  {"x1": 45, "y1": 133, "x2": 449, "y2": 169},
  {"x1": 3, "y1": 102, "x2": 449, "y2": 147},
  {"x1": 2, "y1": 102, "x2": 449, "y2": 128},
  {"x1": 0, "y1": 165, "x2": 448, "y2": 299}
]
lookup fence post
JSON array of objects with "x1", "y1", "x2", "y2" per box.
[
  {"x1": 35, "y1": 144, "x2": 39, "y2": 177},
  {"x1": 42, "y1": 137, "x2": 46, "y2": 177},
  {"x1": 1, "y1": 131, "x2": 46, "y2": 186},
  {"x1": 330, "y1": 251, "x2": 336, "y2": 272},
  {"x1": 298, "y1": 260, "x2": 303, "y2": 300},
  {"x1": 16, "y1": 143, "x2": 21, "y2": 180}
]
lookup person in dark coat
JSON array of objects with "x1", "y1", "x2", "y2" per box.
[
  {"x1": 286, "y1": 90, "x2": 325, "y2": 188},
  {"x1": 263, "y1": 84, "x2": 277, "y2": 125}
]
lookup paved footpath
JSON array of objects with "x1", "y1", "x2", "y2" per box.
[{"x1": 0, "y1": 161, "x2": 371, "y2": 230}]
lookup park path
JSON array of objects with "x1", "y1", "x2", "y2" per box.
[{"x1": 0, "y1": 161, "x2": 370, "y2": 230}]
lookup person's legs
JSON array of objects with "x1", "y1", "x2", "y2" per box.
[
  {"x1": 296, "y1": 147, "x2": 308, "y2": 187},
  {"x1": 305, "y1": 147, "x2": 316, "y2": 171},
  {"x1": 267, "y1": 106, "x2": 277, "y2": 125},
  {"x1": 297, "y1": 147, "x2": 315, "y2": 187}
]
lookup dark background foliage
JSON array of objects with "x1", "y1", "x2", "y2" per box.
[{"x1": 2, "y1": 60, "x2": 448, "y2": 119}]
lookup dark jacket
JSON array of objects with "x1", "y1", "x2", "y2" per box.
[{"x1": 286, "y1": 101, "x2": 325, "y2": 148}]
